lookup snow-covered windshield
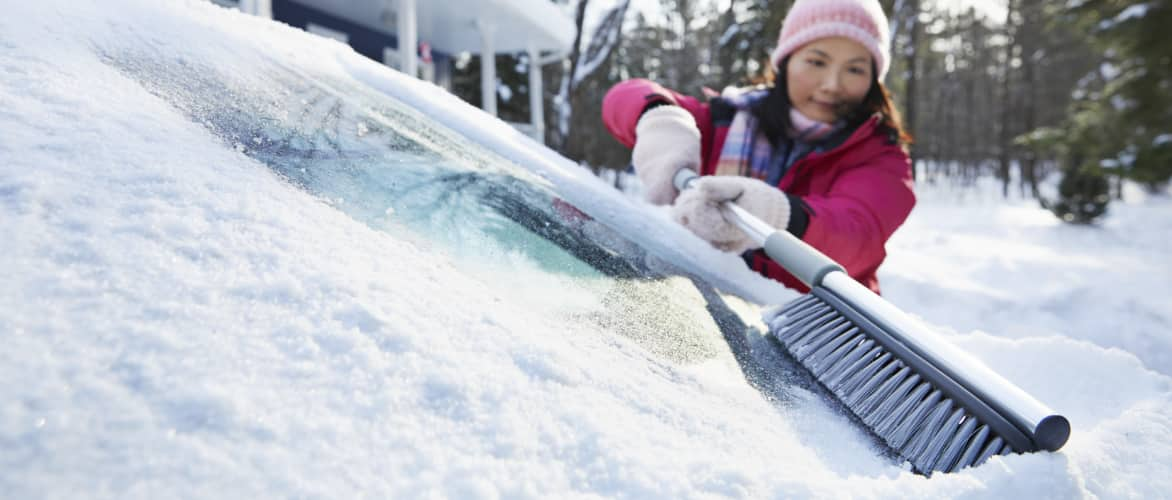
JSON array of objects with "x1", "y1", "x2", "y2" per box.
[{"x1": 98, "y1": 45, "x2": 731, "y2": 362}]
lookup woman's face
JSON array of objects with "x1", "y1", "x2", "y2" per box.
[{"x1": 785, "y1": 37, "x2": 874, "y2": 123}]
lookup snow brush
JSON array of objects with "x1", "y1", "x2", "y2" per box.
[{"x1": 673, "y1": 169, "x2": 1069, "y2": 474}]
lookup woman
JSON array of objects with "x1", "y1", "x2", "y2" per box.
[{"x1": 601, "y1": 0, "x2": 915, "y2": 294}]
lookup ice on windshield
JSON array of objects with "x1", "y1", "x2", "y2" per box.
[{"x1": 97, "y1": 45, "x2": 731, "y2": 364}]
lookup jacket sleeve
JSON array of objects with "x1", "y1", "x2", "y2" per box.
[
  {"x1": 601, "y1": 78, "x2": 711, "y2": 149},
  {"x1": 799, "y1": 147, "x2": 916, "y2": 282}
]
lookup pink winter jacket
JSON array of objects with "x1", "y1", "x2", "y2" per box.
[{"x1": 602, "y1": 79, "x2": 916, "y2": 294}]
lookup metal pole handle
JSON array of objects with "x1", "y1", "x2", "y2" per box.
[{"x1": 672, "y1": 169, "x2": 844, "y2": 287}]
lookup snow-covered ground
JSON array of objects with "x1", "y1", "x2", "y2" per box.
[{"x1": 2, "y1": 0, "x2": 1171, "y2": 498}]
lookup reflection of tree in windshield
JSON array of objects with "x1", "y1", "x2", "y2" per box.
[
  {"x1": 100, "y1": 48, "x2": 654, "y2": 280},
  {"x1": 423, "y1": 171, "x2": 645, "y2": 280},
  {"x1": 99, "y1": 46, "x2": 732, "y2": 365}
]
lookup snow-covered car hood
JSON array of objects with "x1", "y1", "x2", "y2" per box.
[{"x1": 2, "y1": 1, "x2": 1171, "y2": 498}]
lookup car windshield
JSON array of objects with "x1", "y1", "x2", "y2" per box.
[{"x1": 97, "y1": 45, "x2": 763, "y2": 366}]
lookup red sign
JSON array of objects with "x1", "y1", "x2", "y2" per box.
[{"x1": 418, "y1": 42, "x2": 432, "y2": 64}]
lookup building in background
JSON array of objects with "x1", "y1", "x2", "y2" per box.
[{"x1": 213, "y1": 0, "x2": 574, "y2": 140}]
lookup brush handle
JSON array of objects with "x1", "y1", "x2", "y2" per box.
[{"x1": 672, "y1": 169, "x2": 843, "y2": 287}]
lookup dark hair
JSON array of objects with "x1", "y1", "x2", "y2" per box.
[{"x1": 750, "y1": 56, "x2": 913, "y2": 147}]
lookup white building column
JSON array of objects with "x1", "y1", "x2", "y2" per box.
[
  {"x1": 239, "y1": 0, "x2": 272, "y2": 18},
  {"x1": 397, "y1": 0, "x2": 418, "y2": 78},
  {"x1": 527, "y1": 43, "x2": 545, "y2": 141},
  {"x1": 477, "y1": 21, "x2": 497, "y2": 116}
]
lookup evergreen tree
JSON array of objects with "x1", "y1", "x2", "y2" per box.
[
  {"x1": 1049, "y1": 165, "x2": 1111, "y2": 224},
  {"x1": 711, "y1": 0, "x2": 791, "y2": 86},
  {"x1": 1066, "y1": 0, "x2": 1172, "y2": 192},
  {"x1": 450, "y1": 53, "x2": 533, "y2": 125}
]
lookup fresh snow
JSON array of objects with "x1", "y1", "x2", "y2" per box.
[
  {"x1": 2, "y1": 1, "x2": 1171, "y2": 498},
  {"x1": 1115, "y1": 3, "x2": 1151, "y2": 23},
  {"x1": 1097, "y1": 3, "x2": 1150, "y2": 30}
]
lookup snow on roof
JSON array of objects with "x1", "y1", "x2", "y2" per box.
[{"x1": 291, "y1": 0, "x2": 575, "y2": 54}]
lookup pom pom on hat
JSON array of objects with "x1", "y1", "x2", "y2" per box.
[{"x1": 770, "y1": 0, "x2": 892, "y2": 81}]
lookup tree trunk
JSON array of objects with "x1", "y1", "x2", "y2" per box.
[
  {"x1": 998, "y1": 0, "x2": 1017, "y2": 198},
  {"x1": 904, "y1": 0, "x2": 919, "y2": 179},
  {"x1": 1020, "y1": 1, "x2": 1040, "y2": 199},
  {"x1": 555, "y1": 0, "x2": 590, "y2": 153}
]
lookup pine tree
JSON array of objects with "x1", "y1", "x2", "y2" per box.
[
  {"x1": 711, "y1": 0, "x2": 791, "y2": 86},
  {"x1": 1067, "y1": 0, "x2": 1172, "y2": 192},
  {"x1": 1049, "y1": 164, "x2": 1111, "y2": 224}
]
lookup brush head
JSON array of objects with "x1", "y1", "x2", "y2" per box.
[{"x1": 766, "y1": 288, "x2": 1065, "y2": 474}]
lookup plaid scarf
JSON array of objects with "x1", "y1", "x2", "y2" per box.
[{"x1": 713, "y1": 87, "x2": 841, "y2": 184}]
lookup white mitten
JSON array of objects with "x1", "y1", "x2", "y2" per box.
[
  {"x1": 671, "y1": 176, "x2": 791, "y2": 254},
  {"x1": 632, "y1": 105, "x2": 701, "y2": 205}
]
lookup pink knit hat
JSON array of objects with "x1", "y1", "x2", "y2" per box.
[{"x1": 770, "y1": 0, "x2": 891, "y2": 81}]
